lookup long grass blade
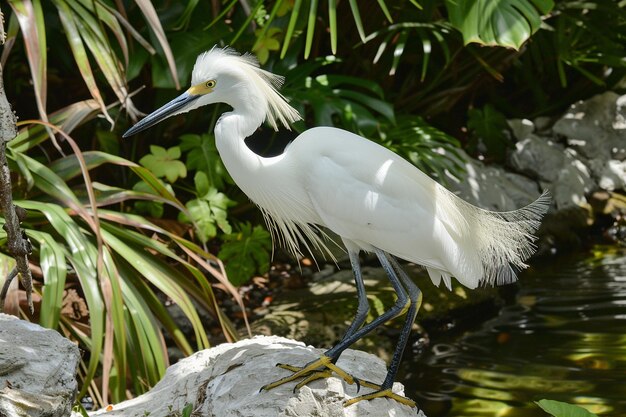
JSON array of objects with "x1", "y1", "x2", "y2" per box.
[
  {"x1": 134, "y1": 0, "x2": 180, "y2": 89},
  {"x1": 280, "y1": 0, "x2": 303, "y2": 58},
  {"x1": 328, "y1": 0, "x2": 337, "y2": 54},
  {"x1": 54, "y1": 0, "x2": 113, "y2": 124},
  {"x1": 304, "y1": 0, "x2": 318, "y2": 59},
  {"x1": 101, "y1": 229, "x2": 209, "y2": 350},
  {"x1": 348, "y1": 0, "x2": 366, "y2": 43},
  {"x1": 27, "y1": 230, "x2": 67, "y2": 329},
  {"x1": 8, "y1": 0, "x2": 49, "y2": 125}
]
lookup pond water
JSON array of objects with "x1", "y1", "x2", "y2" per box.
[{"x1": 400, "y1": 247, "x2": 626, "y2": 417}]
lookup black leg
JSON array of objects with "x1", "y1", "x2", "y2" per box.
[
  {"x1": 381, "y1": 254, "x2": 422, "y2": 389},
  {"x1": 262, "y1": 247, "x2": 420, "y2": 408},
  {"x1": 339, "y1": 250, "x2": 370, "y2": 341},
  {"x1": 325, "y1": 248, "x2": 409, "y2": 359}
]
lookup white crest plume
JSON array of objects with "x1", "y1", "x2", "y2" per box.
[{"x1": 192, "y1": 46, "x2": 302, "y2": 131}]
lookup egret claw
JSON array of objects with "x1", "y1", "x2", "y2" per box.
[
  {"x1": 261, "y1": 355, "x2": 362, "y2": 393},
  {"x1": 343, "y1": 388, "x2": 416, "y2": 408}
]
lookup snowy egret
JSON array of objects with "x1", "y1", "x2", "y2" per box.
[{"x1": 124, "y1": 47, "x2": 550, "y2": 408}]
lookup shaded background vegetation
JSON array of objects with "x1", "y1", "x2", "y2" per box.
[{"x1": 0, "y1": 0, "x2": 624, "y2": 409}]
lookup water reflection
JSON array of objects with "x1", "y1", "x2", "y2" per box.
[{"x1": 401, "y1": 247, "x2": 626, "y2": 416}]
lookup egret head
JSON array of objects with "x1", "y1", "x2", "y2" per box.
[{"x1": 123, "y1": 46, "x2": 301, "y2": 138}]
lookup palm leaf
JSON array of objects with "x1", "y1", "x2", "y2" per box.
[{"x1": 445, "y1": 0, "x2": 554, "y2": 50}]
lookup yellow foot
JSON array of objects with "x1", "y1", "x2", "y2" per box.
[
  {"x1": 344, "y1": 388, "x2": 416, "y2": 408},
  {"x1": 261, "y1": 355, "x2": 375, "y2": 392}
]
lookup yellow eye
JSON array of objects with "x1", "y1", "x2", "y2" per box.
[{"x1": 205, "y1": 80, "x2": 216, "y2": 88}]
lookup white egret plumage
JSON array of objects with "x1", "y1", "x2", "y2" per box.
[{"x1": 124, "y1": 46, "x2": 550, "y2": 408}]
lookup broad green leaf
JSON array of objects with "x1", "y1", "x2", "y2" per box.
[
  {"x1": 15, "y1": 153, "x2": 83, "y2": 208},
  {"x1": 253, "y1": 27, "x2": 282, "y2": 64},
  {"x1": 96, "y1": 209, "x2": 242, "y2": 342},
  {"x1": 536, "y1": 400, "x2": 598, "y2": 417},
  {"x1": 445, "y1": 0, "x2": 554, "y2": 49},
  {"x1": 219, "y1": 223, "x2": 271, "y2": 286},
  {"x1": 74, "y1": 0, "x2": 129, "y2": 65},
  {"x1": 139, "y1": 145, "x2": 187, "y2": 183},
  {"x1": 118, "y1": 269, "x2": 169, "y2": 387}
]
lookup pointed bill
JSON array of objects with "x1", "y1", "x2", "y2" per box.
[{"x1": 123, "y1": 91, "x2": 201, "y2": 137}]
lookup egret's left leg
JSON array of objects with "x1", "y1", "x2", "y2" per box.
[{"x1": 262, "y1": 249, "x2": 376, "y2": 391}]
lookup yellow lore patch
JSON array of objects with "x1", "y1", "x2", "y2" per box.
[{"x1": 188, "y1": 79, "x2": 216, "y2": 95}]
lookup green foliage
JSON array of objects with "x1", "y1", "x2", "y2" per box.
[
  {"x1": 179, "y1": 172, "x2": 235, "y2": 243},
  {"x1": 4, "y1": 0, "x2": 624, "y2": 410},
  {"x1": 132, "y1": 180, "x2": 175, "y2": 219},
  {"x1": 2, "y1": 141, "x2": 237, "y2": 404},
  {"x1": 536, "y1": 399, "x2": 598, "y2": 417},
  {"x1": 181, "y1": 403, "x2": 194, "y2": 417},
  {"x1": 467, "y1": 104, "x2": 510, "y2": 161},
  {"x1": 446, "y1": 0, "x2": 554, "y2": 50},
  {"x1": 375, "y1": 115, "x2": 465, "y2": 183},
  {"x1": 139, "y1": 146, "x2": 187, "y2": 183},
  {"x1": 179, "y1": 133, "x2": 231, "y2": 189},
  {"x1": 219, "y1": 223, "x2": 272, "y2": 286},
  {"x1": 285, "y1": 57, "x2": 394, "y2": 135}
]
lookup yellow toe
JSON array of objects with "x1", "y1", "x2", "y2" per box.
[{"x1": 343, "y1": 388, "x2": 416, "y2": 408}]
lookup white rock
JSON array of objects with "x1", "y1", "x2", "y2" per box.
[
  {"x1": 89, "y1": 336, "x2": 423, "y2": 417},
  {"x1": 0, "y1": 313, "x2": 80, "y2": 417}
]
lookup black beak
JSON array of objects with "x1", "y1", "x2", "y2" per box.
[{"x1": 123, "y1": 91, "x2": 201, "y2": 138}]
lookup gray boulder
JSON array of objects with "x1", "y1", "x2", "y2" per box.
[
  {"x1": 445, "y1": 149, "x2": 542, "y2": 212},
  {"x1": 0, "y1": 313, "x2": 80, "y2": 417},
  {"x1": 552, "y1": 91, "x2": 626, "y2": 161}
]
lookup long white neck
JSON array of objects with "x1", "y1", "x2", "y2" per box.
[{"x1": 215, "y1": 110, "x2": 265, "y2": 184}]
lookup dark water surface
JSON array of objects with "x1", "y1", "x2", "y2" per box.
[{"x1": 400, "y1": 247, "x2": 626, "y2": 417}]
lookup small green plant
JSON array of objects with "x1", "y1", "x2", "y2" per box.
[
  {"x1": 536, "y1": 399, "x2": 599, "y2": 417},
  {"x1": 218, "y1": 223, "x2": 272, "y2": 286},
  {"x1": 139, "y1": 145, "x2": 187, "y2": 183},
  {"x1": 181, "y1": 403, "x2": 194, "y2": 417},
  {"x1": 179, "y1": 172, "x2": 235, "y2": 243}
]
